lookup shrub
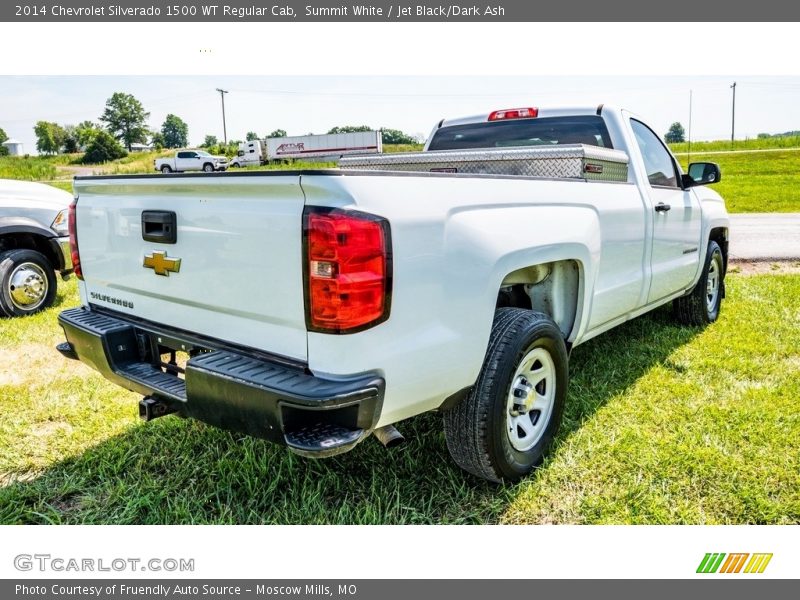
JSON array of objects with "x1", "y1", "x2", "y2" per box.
[{"x1": 83, "y1": 131, "x2": 127, "y2": 163}]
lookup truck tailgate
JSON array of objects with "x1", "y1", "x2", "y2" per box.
[{"x1": 73, "y1": 175, "x2": 308, "y2": 362}]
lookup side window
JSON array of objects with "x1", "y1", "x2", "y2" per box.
[
  {"x1": 177, "y1": 151, "x2": 191, "y2": 159},
  {"x1": 630, "y1": 119, "x2": 678, "y2": 188}
]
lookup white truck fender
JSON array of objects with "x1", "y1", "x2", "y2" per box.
[
  {"x1": 442, "y1": 204, "x2": 600, "y2": 360},
  {"x1": 687, "y1": 187, "x2": 730, "y2": 289}
]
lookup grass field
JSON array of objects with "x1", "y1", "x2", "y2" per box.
[
  {"x1": 670, "y1": 136, "x2": 800, "y2": 153},
  {"x1": 1, "y1": 272, "x2": 798, "y2": 524},
  {"x1": 674, "y1": 149, "x2": 800, "y2": 213}
]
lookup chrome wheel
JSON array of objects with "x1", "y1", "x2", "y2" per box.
[
  {"x1": 506, "y1": 346, "x2": 556, "y2": 452},
  {"x1": 8, "y1": 262, "x2": 48, "y2": 311},
  {"x1": 706, "y1": 250, "x2": 721, "y2": 314}
]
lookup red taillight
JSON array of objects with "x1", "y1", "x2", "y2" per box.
[
  {"x1": 488, "y1": 107, "x2": 539, "y2": 121},
  {"x1": 304, "y1": 208, "x2": 391, "y2": 333},
  {"x1": 68, "y1": 199, "x2": 83, "y2": 280}
]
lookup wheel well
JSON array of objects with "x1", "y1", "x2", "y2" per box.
[
  {"x1": 0, "y1": 233, "x2": 60, "y2": 270},
  {"x1": 709, "y1": 227, "x2": 729, "y2": 274},
  {"x1": 496, "y1": 260, "x2": 580, "y2": 339}
]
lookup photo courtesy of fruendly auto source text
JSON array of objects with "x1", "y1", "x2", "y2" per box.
[{"x1": 0, "y1": 0, "x2": 798, "y2": 595}]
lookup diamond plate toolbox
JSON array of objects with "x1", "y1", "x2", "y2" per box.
[{"x1": 339, "y1": 144, "x2": 629, "y2": 182}]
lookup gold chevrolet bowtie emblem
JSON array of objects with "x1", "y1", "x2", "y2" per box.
[{"x1": 143, "y1": 250, "x2": 181, "y2": 276}]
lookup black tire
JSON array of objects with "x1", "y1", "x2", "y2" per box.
[
  {"x1": 161, "y1": 165, "x2": 172, "y2": 174},
  {"x1": 202, "y1": 163, "x2": 214, "y2": 173},
  {"x1": 443, "y1": 308, "x2": 569, "y2": 483},
  {"x1": 673, "y1": 240, "x2": 724, "y2": 326},
  {"x1": 0, "y1": 249, "x2": 58, "y2": 318}
]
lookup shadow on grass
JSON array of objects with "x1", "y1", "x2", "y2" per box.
[{"x1": 0, "y1": 305, "x2": 701, "y2": 524}]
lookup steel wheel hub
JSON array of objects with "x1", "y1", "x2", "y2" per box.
[
  {"x1": 706, "y1": 253, "x2": 720, "y2": 312},
  {"x1": 506, "y1": 346, "x2": 556, "y2": 452},
  {"x1": 8, "y1": 262, "x2": 48, "y2": 310}
]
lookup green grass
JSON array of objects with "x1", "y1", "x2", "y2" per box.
[
  {"x1": 1, "y1": 273, "x2": 798, "y2": 524},
  {"x1": 674, "y1": 149, "x2": 800, "y2": 213},
  {"x1": 384, "y1": 143, "x2": 424, "y2": 153},
  {"x1": 0, "y1": 156, "x2": 61, "y2": 181},
  {"x1": 670, "y1": 135, "x2": 800, "y2": 153}
]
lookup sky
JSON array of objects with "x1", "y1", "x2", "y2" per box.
[{"x1": 2, "y1": 75, "x2": 799, "y2": 154}]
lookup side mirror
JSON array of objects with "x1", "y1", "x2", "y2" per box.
[{"x1": 684, "y1": 162, "x2": 722, "y2": 187}]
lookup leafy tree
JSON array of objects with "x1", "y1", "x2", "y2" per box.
[
  {"x1": 381, "y1": 128, "x2": 417, "y2": 144},
  {"x1": 150, "y1": 131, "x2": 165, "y2": 150},
  {"x1": 99, "y1": 92, "x2": 150, "y2": 151},
  {"x1": 327, "y1": 125, "x2": 371, "y2": 134},
  {"x1": 34, "y1": 121, "x2": 66, "y2": 154},
  {"x1": 267, "y1": 129, "x2": 287, "y2": 138},
  {"x1": 757, "y1": 133, "x2": 772, "y2": 139},
  {"x1": 0, "y1": 126, "x2": 7, "y2": 156},
  {"x1": 246, "y1": 131, "x2": 260, "y2": 141},
  {"x1": 62, "y1": 125, "x2": 80, "y2": 153},
  {"x1": 202, "y1": 135, "x2": 218, "y2": 147},
  {"x1": 82, "y1": 130, "x2": 127, "y2": 164},
  {"x1": 664, "y1": 122, "x2": 686, "y2": 144},
  {"x1": 74, "y1": 121, "x2": 101, "y2": 148},
  {"x1": 161, "y1": 114, "x2": 189, "y2": 148}
]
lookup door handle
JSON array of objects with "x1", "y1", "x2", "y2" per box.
[
  {"x1": 142, "y1": 210, "x2": 177, "y2": 244},
  {"x1": 654, "y1": 203, "x2": 671, "y2": 213}
]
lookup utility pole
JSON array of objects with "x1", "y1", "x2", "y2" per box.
[
  {"x1": 216, "y1": 88, "x2": 229, "y2": 145},
  {"x1": 730, "y1": 81, "x2": 737, "y2": 148},
  {"x1": 688, "y1": 89, "x2": 693, "y2": 168}
]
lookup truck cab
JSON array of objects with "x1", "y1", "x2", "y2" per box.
[{"x1": 230, "y1": 141, "x2": 266, "y2": 168}]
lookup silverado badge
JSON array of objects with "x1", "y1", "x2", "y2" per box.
[{"x1": 143, "y1": 250, "x2": 181, "y2": 276}]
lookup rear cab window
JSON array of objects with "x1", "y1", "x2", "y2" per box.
[{"x1": 427, "y1": 116, "x2": 614, "y2": 151}]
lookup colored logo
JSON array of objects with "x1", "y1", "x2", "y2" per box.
[
  {"x1": 143, "y1": 251, "x2": 181, "y2": 277},
  {"x1": 697, "y1": 553, "x2": 773, "y2": 574}
]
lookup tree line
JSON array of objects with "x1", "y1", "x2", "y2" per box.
[{"x1": 4, "y1": 90, "x2": 421, "y2": 163}]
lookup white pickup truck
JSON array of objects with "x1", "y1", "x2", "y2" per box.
[
  {"x1": 154, "y1": 150, "x2": 229, "y2": 173},
  {"x1": 58, "y1": 105, "x2": 729, "y2": 482}
]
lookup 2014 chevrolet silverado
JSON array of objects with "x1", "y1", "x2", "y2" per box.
[{"x1": 57, "y1": 105, "x2": 729, "y2": 482}]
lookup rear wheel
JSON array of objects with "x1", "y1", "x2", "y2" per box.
[
  {"x1": 673, "y1": 240, "x2": 724, "y2": 326},
  {"x1": 0, "y1": 249, "x2": 57, "y2": 317},
  {"x1": 443, "y1": 308, "x2": 568, "y2": 482},
  {"x1": 161, "y1": 165, "x2": 172, "y2": 174}
]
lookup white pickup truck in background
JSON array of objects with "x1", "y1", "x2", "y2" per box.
[
  {"x1": 58, "y1": 105, "x2": 729, "y2": 482},
  {"x1": 154, "y1": 150, "x2": 229, "y2": 173}
]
